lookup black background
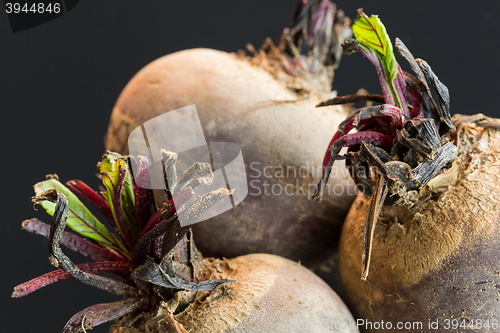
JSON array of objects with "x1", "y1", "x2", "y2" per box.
[{"x1": 1, "y1": 1, "x2": 499, "y2": 332}]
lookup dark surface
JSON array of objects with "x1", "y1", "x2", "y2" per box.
[{"x1": 1, "y1": 1, "x2": 500, "y2": 332}]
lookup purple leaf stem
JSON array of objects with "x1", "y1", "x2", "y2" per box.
[
  {"x1": 141, "y1": 187, "x2": 193, "y2": 236},
  {"x1": 132, "y1": 155, "x2": 150, "y2": 232},
  {"x1": 12, "y1": 261, "x2": 130, "y2": 298},
  {"x1": 66, "y1": 180, "x2": 115, "y2": 226},
  {"x1": 22, "y1": 218, "x2": 127, "y2": 262},
  {"x1": 343, "y1": 39, "x2": 395, "y2": 106},
  {"x1": 62, "y1": 298, "x2": 145, "y2": 333}
]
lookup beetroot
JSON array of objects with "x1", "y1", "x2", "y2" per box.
[
  {"x1": 340, "y1": 119, "x2": 500, "y2": 330},
  {"x1": 112, "y1": 253, "x2": 359, "y2": 333},
  {"x1": 104, "y1": 1, "x2": 354, "y2": 268},
  {"x1": 314, "y1": 9, "x2": 500, "y2": 331}
]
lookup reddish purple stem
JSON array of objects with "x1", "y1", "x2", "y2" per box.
[
  {"x1": 323, "y1": 130, "x2": 393, "y2": 174},
  {"x1": 317, "y1": 129, "x2": 393, "y2": 200},
  {"x1": 22, "y1": 218, "x2": 126, "y2": 262},
  {"x1": 379, "y1": 104, "x2": 404, "y2": 133},
  {"x1": 12, "y1": 261, "x2": 130, "y2": 298},
  {"x1": 322, "y1": 131, "x2": 343, "y2": 172},
  {"x1": 308, "y1": 0, "x2": 328, "y2": 37},
  {"x1": 345, "y1": 41, "x2": 395, "y2": 106},
  {"x1": 141, "y1": 209, "x2": 162, "y2": 237},
  {"x1": 321, "y1": 104, "x2": 402, "y2": 172},
  {"x1": 62, "y1": 298, "x2": 145, "y2": 333},
  {"x1": 132, "y1": 215, "x2": 177, "y2": 269},
  {"x1": 66, "y1": 180, "x2": 115, "y2": 226},
  {"x1": 133, "y1": 156, "x2": 150, "y2": 233},
  {"x1": 394, "y1": 65, "x2": 410, "y2": 118},
  {"x1": 141, "y1": 187, "x2": 193, "y2": 236},
  {"x1": 406, "y1": 85, "x2": 424, "y2": 119},
  {"x1": 331, "y1": 131, "x2": 394, "y2": 152}
]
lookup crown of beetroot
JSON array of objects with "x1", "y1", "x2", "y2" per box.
[
  {"x1": 13, "y1": 151, "x2": 232, "y2": 333},
  {"x1": 314, "y1": 9, "x2": 458, "y2": 280}
]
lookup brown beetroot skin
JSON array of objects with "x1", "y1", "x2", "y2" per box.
[
  {"x1": 105, "y1": 48, "x2": 355, "y2": 268},
  {"x1": 339, "y1": 125, "x2": 500, "y2": 332},
  {"x1": 112, "y1": 253, "x2": 359, "y2": 333}
]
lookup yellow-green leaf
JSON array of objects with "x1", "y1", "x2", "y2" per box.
[
  {"x1": 100, "y1": 153, "x2": 138, "y2": 246},
  {"x1": 353, "y1": 10, "x2": 397, "y2": 81},
  {"x1": 33, "y1": 179, "x2": 128, "y2": 255}
]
